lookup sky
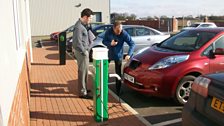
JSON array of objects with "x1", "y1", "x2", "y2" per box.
[{"x1": 110, "y1": 0, "x2": 224, "y2": 18}]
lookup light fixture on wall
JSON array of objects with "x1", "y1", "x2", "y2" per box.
[{"x1": 75, "y1": 3, "x2": 81, "y2": 7}]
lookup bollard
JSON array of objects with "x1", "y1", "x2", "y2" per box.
[
  {"x1": 58, "y1": 32, "x2": 66, "y2": 65},
  {"x1": 92, "y1": 47, "x2": 109, "y2": 122}
]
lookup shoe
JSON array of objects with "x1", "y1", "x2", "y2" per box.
[{"x1": 79, "y1": 95, "x2": 93, "y2": 99}]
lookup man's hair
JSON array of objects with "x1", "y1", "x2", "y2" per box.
[
  {"x1": 81, "y1": 8, "x2": 94, "y2": 17},
  {"x1": 113, "y1": 21, "x2": 122, "y2": 28}
]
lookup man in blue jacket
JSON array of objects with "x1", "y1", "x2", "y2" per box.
[{"x1": 103, "y1": 21, "x2": 135, "y2": 95}]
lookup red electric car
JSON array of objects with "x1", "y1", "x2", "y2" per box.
[{"x1": 123, "y1": 28, "x2": 224, "y2": 105}]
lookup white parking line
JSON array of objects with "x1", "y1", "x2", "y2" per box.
[{"x1": 152, "y1": 118, "x2": 182, "y2": 126}]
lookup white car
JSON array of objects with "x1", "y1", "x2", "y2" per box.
[
  {"x1": 181, "y1": 22, "x2": 217, "y2": 31},
  {"x1": 88, "y1": 25, "x2": 170, "y2": 61}
]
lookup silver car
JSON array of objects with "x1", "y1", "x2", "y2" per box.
[
  {"x1": 181, "y1": 22, "x2": 217, "y2": 31},
  {"x1": 70, "y1": 25, "x2": 170, "y2": 61},
  {"x1": 88, "y1": 25, "x2": 170, "y2": 61}
]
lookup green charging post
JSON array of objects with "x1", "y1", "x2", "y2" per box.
[{"x1": 92, "y1": 48, "x2": 109, "y2": 122}]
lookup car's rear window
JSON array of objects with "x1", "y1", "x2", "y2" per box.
[
  {"x1": 190, "y1": 24, "x2": 200, "y2": 27},
  {"x1": 98, "y1": 31, "x2": 105, "y2": 38},
  {"x1": 158, "y1": 30, "x2": 217, "y2": 52}
]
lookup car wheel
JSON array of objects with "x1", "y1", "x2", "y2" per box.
[{"x1": 175, "y1": 75, "x2": 196, "y2": 105}]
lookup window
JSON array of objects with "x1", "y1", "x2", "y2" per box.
[
  {"x1": 200, "y1": 24, "x2": 213, "y2": 28},
  {"x1": 13, "y1": 0, "x2": 21, "y2": 50},
  {"x1": 190, "y1": 24, "x2": 200, "y2": 27},
  {"x1": 95, "y1": 27, "x2": 105, "y2": 34},
  {"x1": 215, "y1": 36, "x2": 224, "y2": 49},
  {"x1": 125, "y1": 28, "x2": 134, "y2": 36},
  {"x1": 159, "y1": 31, "x2": 217, "y2": 52},
  {"x1": 93, "y1": 12, "x2": 102, "y2": 22},
  {"x1": 203, "y1": 45, "x2": 213, "y2": 56},
  {"x1": 150, "y1": 29, "x2": 160, "y2": 35},
  {"x1": 203, "y1": 36, "x2": 224, "y2": 56},
  {"x1": 135, "y1": 28, "x2": 150, "y2": 36}
]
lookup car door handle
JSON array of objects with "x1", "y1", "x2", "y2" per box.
[{"x1": 147, "y1": 38, "x2": 151, "y2": 41}]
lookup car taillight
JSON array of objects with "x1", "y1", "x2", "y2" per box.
[{"x1": 192, "y1": 76, "x2": 211, "y2": 97}]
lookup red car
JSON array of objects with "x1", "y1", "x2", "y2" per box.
[
  {"x1": 123, "y1": 28, "x2": 224, "y2": 105},
  {"x1": 50, "y1": 32, "x2": 60, "y2": 40},
  {"x1": 50, "y1": 25, "x2": 75, "y2": 41}
]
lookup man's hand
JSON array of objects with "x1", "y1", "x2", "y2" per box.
[
  {"x1": 111, "y1": 40, "x2": 118, "y2": 46},
  {"x1": 125, "y1": 55, "x2": 130, "y2": 61}
]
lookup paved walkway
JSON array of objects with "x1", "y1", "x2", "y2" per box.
[{"x1": 29, "y1": 41, "x2": 147, "y2": 126}]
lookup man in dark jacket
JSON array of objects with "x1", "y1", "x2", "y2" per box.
[
  {"x1": 72, "y1": 8, "x2": 94, "y2": 99},
  {"x1": 102, "y1": 21, "x2": 135, "y2": 95}
]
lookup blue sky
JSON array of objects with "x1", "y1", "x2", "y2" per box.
[{"x1": 110, "y1": 0, "x2": 224, "y2": 18}]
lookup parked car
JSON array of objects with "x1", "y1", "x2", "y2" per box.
[
  {"x1": 50, "y1": 25, "x2": 75, "y2": 41},
  {"x1": 182, "y1": 73, "x2": 224, "y2": 126},
  {"x1": 66, "y1": 36, "x2": 73, "y2": 52},
  {"x1": 181, "y1": 22, "x2": 217, "y2": 31},
  {"x1": 90, "y1": 22, "x2": 105, "y2": 28},
  {"x1": 66, "y1": 24, "x2": 109, "y2": 52},
  {"x1": 65, "y1": 26, "x2": 75, "y2": 52},
  {"x1": 92, "y1": 24, "x2": 112, "y2": 36},
  {"x1": 123, "y1": 28, "x2": 224, "y2": 105},
  {"x1": 86, "y1": 25, "x2": 170, "y2": 61},
  {"x1": 50, "y1": 31, "x2": 60, "y2": 40}
]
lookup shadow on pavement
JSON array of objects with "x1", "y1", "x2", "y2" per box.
[
  {"x1": 41, "y1": 41, "x2": 57, "y2": 47},
  {"x1": 45, "y1": 46, "x2": 58, "y2": 51},
  {"x1": 109, "y1": 84, "x2": 182, "y2": 108},
  {"x1": 31, "y1": 63, "x2": 59, "y2": 66},
  {"x1": 45, "y1": 53, "x2": 73, "y2": 60},
  {"x1": 30, "y1": 111, "x2": 144, "y2": 126}
]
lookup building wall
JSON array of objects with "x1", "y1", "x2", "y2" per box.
[
  {"x1": 8, "y1": 57, "x2": 30, "y2": 126},
  {"x1": 29, "y1": 0, "x2": 110, "y2": 36},
  {"x1": 0, "y1": 0, "x2": 31, "y2": 125}
]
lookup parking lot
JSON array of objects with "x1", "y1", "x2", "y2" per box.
[{"x1": 88, "y1": 60, "x2": 183, "y2": 126}]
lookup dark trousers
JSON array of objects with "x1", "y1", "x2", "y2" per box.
[{"x1": 109, "y1": 60, "x2": 122, "y2": 95}]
